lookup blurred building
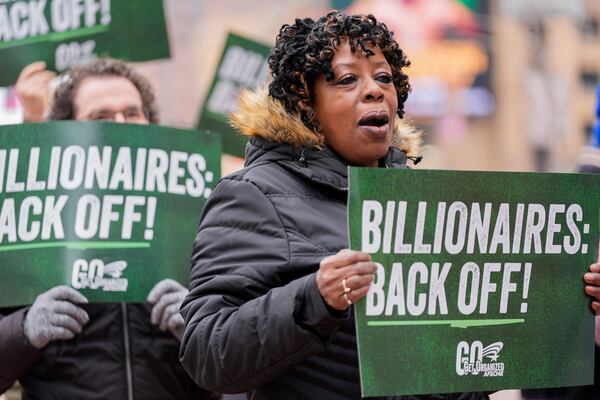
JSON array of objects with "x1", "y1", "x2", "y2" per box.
[
  {"x1": 393, "y1": 0, "x2": 600, "y2": 173},
  {"x1": 492, "y1": 0, "x2": 600, "y2": 172}
]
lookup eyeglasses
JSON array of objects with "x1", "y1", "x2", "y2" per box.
[{"x1": 83, "y1": 106, "x2": 147, "y2": 123}]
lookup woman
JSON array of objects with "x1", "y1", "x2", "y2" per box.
[{"x1": 180, "y1": 11, "x2": 600, "y2": 399}]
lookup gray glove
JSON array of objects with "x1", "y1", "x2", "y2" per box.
[
  {"x1": 23, "y1": 286, "x2": 89, "y2": 349},
  {"x1": 147, "y1": 279, "x2": 188, "y2": 341}
]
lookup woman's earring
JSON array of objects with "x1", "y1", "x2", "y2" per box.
[
  {"x1": 312, "y1": 119, "x2": 322, "y2": 134},
  {"x1": 307, "y1": 110, "x2": 322, "y2": 134}
]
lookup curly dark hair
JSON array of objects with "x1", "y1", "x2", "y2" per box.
[
  {"x1": 47, "y1": 58, "x2": 159, "y2": 123},
  {"x1": 268, "y1": 11, "x2": 411, "y2": 131}
]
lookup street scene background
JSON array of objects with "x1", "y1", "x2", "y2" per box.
[{"x1": 1, "y1": 0, "x2": 599, "y2": 399}]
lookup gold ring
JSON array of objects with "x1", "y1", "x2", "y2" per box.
[
  {"x1": 342, "y1": 278, "x2": 351, "y2": 294},
  {"x1": 344, "y1": 292, "x2": 352, "y2": 306}
]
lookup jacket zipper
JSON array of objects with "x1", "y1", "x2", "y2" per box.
[
  {"x1": 298, "y1": 152, "x2": 400, "y2": 192},
  {"x1": 121, "y1": 302, "x2": 134, "y2": 400}
]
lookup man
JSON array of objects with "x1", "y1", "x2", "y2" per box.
[{"x1": 0, "y1": 58, "x2": 219, "y2": 400}]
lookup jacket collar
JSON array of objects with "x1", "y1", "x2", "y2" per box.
[{"x1": 245, "y1": 136, "x2": 408, "y2": 191}]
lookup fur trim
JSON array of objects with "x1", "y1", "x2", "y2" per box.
[
  {"x1": 390, "y1": 117, "x2": 422, "y2": 158},
  {"x1": 230, "y1": 88, "x2": 422, "y2": 157}
]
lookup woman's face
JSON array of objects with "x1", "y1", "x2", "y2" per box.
[{"x1": 312, "y1": 39, "x2": 398, "y2": 166}]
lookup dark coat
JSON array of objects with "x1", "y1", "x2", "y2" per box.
[
  {"x1": 0, "y1": 303, "x2": 216, "y2": 400},
  {"x1": 180, "y1": 89, "x2": 488, "y2": 400}
]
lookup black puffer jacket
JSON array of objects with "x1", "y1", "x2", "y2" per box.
[
  {"x1": 180, "y1": 90, "x2": 488, "y2": 400},
  {"x1": 0, "y1": 303, "x2": 216, "y2": 400}
]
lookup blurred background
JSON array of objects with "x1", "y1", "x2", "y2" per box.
[
  {"x1": 2, "y1": 0, "x2": 598, "y2": 174},
  {"x1": 0, "y1": 1, "x2": 599, "y2": 400}
]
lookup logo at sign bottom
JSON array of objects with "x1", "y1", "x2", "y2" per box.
[
  {"x1": 456, "y1": 341, "x2": 505, "y2": 377},
  {"x1": 71, "y1": 259, "x2": 129, "y2": 292}
]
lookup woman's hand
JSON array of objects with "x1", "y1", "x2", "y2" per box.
[
  {"x1": 584, "y1": 263, "x2": 600, "y2": 315},
  {"x1": 316, "y1": 249, "x2": 377, "y2": 311}
]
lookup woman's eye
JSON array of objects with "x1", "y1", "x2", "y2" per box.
[
  {"x1": 337, "y1": 76, "x2": 356, "y2": 85},
  {"x1": 377, "y1": 74, "x2": 393, "y2": 83}
]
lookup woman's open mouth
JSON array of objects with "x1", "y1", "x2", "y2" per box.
[{"x1": 358, "y1": 111, "x2": 390, "y2": 138}]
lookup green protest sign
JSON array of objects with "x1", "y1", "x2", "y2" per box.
[
  {"x1": 348, "y1": 168, "x2": 600, "y2": 397},
  {"x1": 198, "y1": 32, "x2": 270, "y2": 157},
  {"x1": 0, "y1": 0, "x2": 170, "y2": 86},
  {"x1": 0, "y1": 122, "x2": 220, "y2": 306}
]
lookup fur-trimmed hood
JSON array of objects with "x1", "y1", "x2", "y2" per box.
[{"x1": 230, "y1": 88, "x2": 422, "y2": 158}]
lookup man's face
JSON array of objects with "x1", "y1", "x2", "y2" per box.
[{"x1": 73, "y1": 76, "x2": 149, "y2": 124}]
